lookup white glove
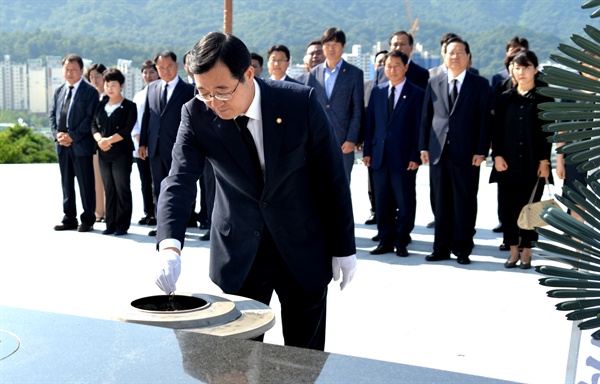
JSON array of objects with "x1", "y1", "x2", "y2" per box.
[
  {"x1": 332, "y1": 255, "x2": 357, "y2": 290},
  {"x1": 155, "y1": 249, "x2": 181, "y2": 294}
]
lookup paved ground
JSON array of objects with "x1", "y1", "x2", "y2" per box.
[{"x1": 0, "y1": 162, "x2": 573, "y2": 383}]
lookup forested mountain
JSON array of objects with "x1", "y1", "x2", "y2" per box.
[{"x1": 1, "y1": 0, "x2": 597, "y2": 80}]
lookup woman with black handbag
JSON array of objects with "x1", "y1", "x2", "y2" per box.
[
  {"x1": 91, "y1": 68, "x2": 137, "y2": 236},
  {"x1": 490, "y1": 50, "x2": 554, "y2": 269}
]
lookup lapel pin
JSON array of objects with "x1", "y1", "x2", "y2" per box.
[
  {"x1": 276, "y1": 118, "x2": 282, "y2": 124},
  {"x1": 403, "y1": 95, "x2": 406, "y2": 99}
]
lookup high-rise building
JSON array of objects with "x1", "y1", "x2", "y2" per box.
[
  {"x1": 46, "y1": 55, "x2": 63, "y2": 114},
  {"x1": 28, "y1": 59, "x2": 47, "y2": 114},
  {"x1": 116, "y1": 59, "x2": 144, "y2": 100},
  {"x1": 1, "y1": 55, "x2": 28, "y2": 111},
  {"x1": 343, "y1": 45, "x2": 371, "y2": 82}
]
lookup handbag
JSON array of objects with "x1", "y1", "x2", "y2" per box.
[{"x1": 517, "y1": 177, "x2": 562, "y2": 230}]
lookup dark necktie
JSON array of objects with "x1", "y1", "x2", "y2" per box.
[
  {"x1": 59, "y1": 85, "x2": 73, "y2": 132},
  {"x1": 449, "y1": 79, "x2": 458, "y2": 109},
  {"x1": 388, "y1": 85, "x2": 395, "y2": 119},
  {"x1": 234, "y1": 115, "x2": 263, "y2": 188},
  {"x1": 160, "y1": 83, "x2": 168, "y2": 112}
]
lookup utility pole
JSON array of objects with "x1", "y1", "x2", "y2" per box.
[{"x1": 224, "y1": 0, "x2": 232, "y2": 34}]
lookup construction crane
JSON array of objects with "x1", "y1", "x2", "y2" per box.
[{"x1": 404, "y1": 0, "x2": 419, "y2": 38}]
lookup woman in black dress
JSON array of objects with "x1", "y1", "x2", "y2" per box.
[
  {"x1": 91, "y1": 68, "x2": 137, "y2": 235},
  {"x1": 490, "y1": 50, "x2": 554, "y2": 269}
]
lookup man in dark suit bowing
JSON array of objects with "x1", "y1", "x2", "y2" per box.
[
  {"x1": 302, "y1": 27, "x2": 364, "y2": 184},
  {"x1": 139, "y1": 50, "x2": 195, "y2": 236},
  {"x1": 154, "y1": 32, "x2": 357, "y2": 351},
  {"x1": 419, "y1": 37, "x2": 491, "y2": 265},
  {"x1": 375, "y1": 30, "x2": 430, "y2": 90},
  {"x1": 363, "y1": 50, "x2": 424, "y2": 257},
  {"x1": 50, "y1": 54, "x2": 99, "y2": 232}
]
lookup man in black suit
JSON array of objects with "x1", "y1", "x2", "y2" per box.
[
  {"x1": 139, "y1": 50, "x2": 195, "y2": 236},
  {"x1": 302, "y1": 27, "x2": 364, "y2": 184},
  {"x1": 50, "y1": 54, "x2": 100, "y2": 232},
  {"x1": 419, "y1": 37, "x2": 491, "y2": 265},
  {"x1": 154, "y1": 32, "x2": 357, "y2": 351},
  {"x1": 375, "y1": 30, "x2": 430, "y2": 90},
  {"x1": 363, "y1": 51, "x2": 424, "y2": 257}
]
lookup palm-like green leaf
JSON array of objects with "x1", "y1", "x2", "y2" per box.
[{"x1": 535, "y1": 3, "x2": 600, "y2": 338}]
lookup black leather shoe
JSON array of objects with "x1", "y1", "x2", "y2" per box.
[
  {"x1": 115, "y1": 230, "x2": 128, "y2": 236},
  {"x1": 364, "y1": 214, "x2": 376, "y2": 225},
  {"x1": 102, "y1": 228, "x2": 115, "y2": 235},
  {"x1": 138, "y1": 216, "x2": 147, "y2": 225},
  {"x1": 77, "y1": 223, "x2": 94, "y2": 232},
  {"x1": 426, "y1": 221, "x2": 435, "y2": 228},
  {"x1": 425, "y1": 253, "x2": 450, "y2": 262},
  {"x1": 371, "y1": 235, "x2": 380, "y2": 242},
  {"x1": 395, "y1": 246, "x2": 409, "y2": 257},
  {"x1": 148, "y1": 229, "x2": 157, "y2": 236},
  {"x1": 200, "y1": 231, "x2": 210, "y2": 241},
  {"x1": 54, "y1": 222, "x2": 78, "y2": 231},
  {"x1": 492, "y1": 223, "x2": 504, "y2": 233},
  {"x1": 457, "y1": 257, "x2": 471, "y2": 265},
  {"x1": 146, "y1": 217, "x2": 157, "y2": 226},
  {"x1": 370, "y1": 244, "x2": 394, "y2": 255},
  {"x1": 499, "y1": 243, "x2": 509, "y2": 251}
]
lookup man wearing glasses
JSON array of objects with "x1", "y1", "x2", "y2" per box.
[
  {"x1": 266, "y1": 45, "x2": 300, "y2": 84},
  {"x1": 139, "y1": 50, "x2": 195, "y2": 236},
  {"x1": 153, "y1": 32, "x2": 357, "y2": 351}
]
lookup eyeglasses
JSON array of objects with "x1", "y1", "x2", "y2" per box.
[{"x1": 197, "y1": 80, "x2": 240, "y2": 102}]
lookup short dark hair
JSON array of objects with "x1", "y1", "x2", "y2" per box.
[
  {"x1": 321, "y1": 27, "x2": 346, "y2": 46},
  {"x1": 250, "y1": 52, "x2": 263, "y2": 68},
  {"x1": 85, "y1": 63, "x2": 107, "y2": 81},
  {"x1": 504, "y1": 47, "x2": 526, "y2": 69},
  {"x1": 103, "y1": 67, "x2": 125, "y2": 85},
  {"x1": 375, "y1": 50, "x2": 388, "y2": 58},
  {"x1": 506, "y1": 36, "x2": 529, "y2": 52},
  {"x1": 445, "y1": 37, "x2": 470, "y2": 56},
  {"x1": 154, "y1": 50, "x2": 177, "y2": 63},
  {"x1": 62, "y1": 54, "x2": 84, "y2": 69},
  {"x1": 440, "y1": 33, "x2": 461, "y2": 54},
  {"x1": 187, "y1": 32, "x2": 251, "y2": 82},
  {"x1": 140, "y1": 59, "x2": 156, "y2": 73},
  {"x1": 267, "y1": 45, "x2": 291, "y2": 61},
  {"x1": 389, "y1": 31, "x2": 414, "y2": 47},
  {"x1": 512, "y1": 49, "x2": 539, "y2": 69},
  {"x1": 440, "y1": 33, "x2": 460, "y2": 47},
  {"x1": 306, "y1": 39, "x2": 322, "y2": 51},
  {"x1": 386, "y1": 50, "x2": 409, "y2": 65}
]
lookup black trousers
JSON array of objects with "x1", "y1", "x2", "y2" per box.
[
  {"x1": 57, "y1": 147, "x2": 96, "y2": 226},
  {"x1": 234, "y1": 229, "x2": 328, "y2": 351},
  {"x1": 372, "y1": 164, "x2": 417, "y2": 248},
  {"x1": 430, "y1": 150, "x2": 480, "y2": 257},
  {"x1": 98, "y1": 153, "x2": 133, "y2": 231},
  {"x1": 135, "y1": 157, "x2": 154, "y2": 217},
  {"x1": 498, "y1": 178, "x2": 543, "y2": 249}
]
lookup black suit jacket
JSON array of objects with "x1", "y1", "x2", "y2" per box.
[
  {"x1": 49, "y1": 80, "x2": 99, "y2": 156},
  {"x1": 157, "y1": 78, "x2": 356, "y2": 293},
  {"x1": 419, "y1": 71, "x2": 491, "y2": 165},
  {"x1": 364, "y1": 80, "x2": 424, "y2": 172},
  {"x1": 91, "y1": 97, "x2": 137, "y2": 159},
  {"x1": 140, "y1": 76, "x2": 195, "y2": 161},
  {"x1": 375, "y1": 61, "x2": 430, "y2": 90}
]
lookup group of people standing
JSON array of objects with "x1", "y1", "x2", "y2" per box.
[{"x1": 49, "y1": 28, "x2": 572, "y2": 352}]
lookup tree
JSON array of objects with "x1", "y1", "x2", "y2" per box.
[{"x1": 0, "y1": 124, "x2": 57, "y2": 163}]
